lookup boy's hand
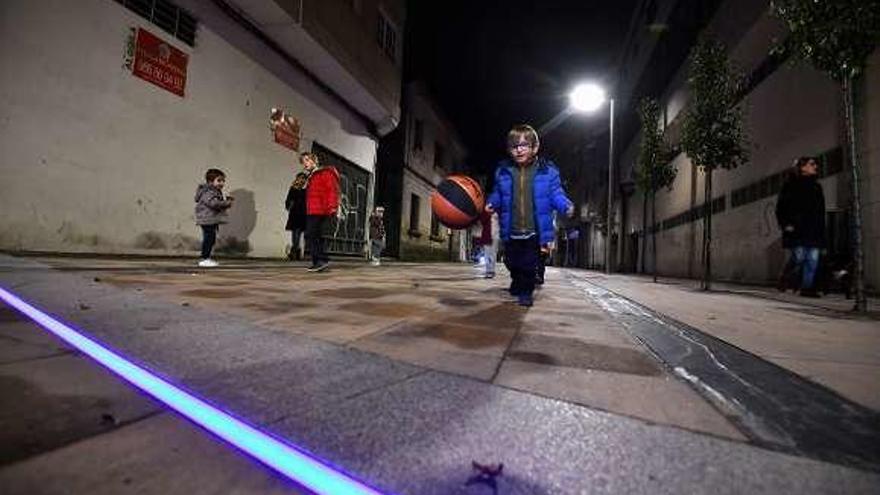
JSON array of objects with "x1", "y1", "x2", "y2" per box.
[
  {"x1": 485, "y1": 204, "x2": 494, "y2": 213},
  {"x1": 566, "y1": 206, "x2": 575, "y2": 218}
]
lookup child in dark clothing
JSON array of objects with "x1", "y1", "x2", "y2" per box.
[
  {"x1": 284, "y1": 157, "x2": 311, "y2": 261},
  {"x1": 194, "y1": 168, "x2": 234, "y2": 267}
]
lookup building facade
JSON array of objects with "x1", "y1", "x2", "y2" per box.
[
  {"x1": 0, "y1": 0, "x2": 405, "y2": 258},
  {"x1": 608, "y1": 0, "x2": 880, "y2": 290},
  {"x1": 376, "y1": 82, "x2": 469, "y2": 261}
]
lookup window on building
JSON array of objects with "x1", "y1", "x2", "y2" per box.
[
  {"x1": 376, "y1": 11, "x2": 398, "y2": 62},
  {"x1": 409, "y1": 194, "x2": 421, "y2": 232},
  {"x1": 413, "y1": 119, "x2": 424, "y2": 151},
  {"x1": 114, "y1": 0, "x2": 198, "y2": 46},
  {"x1": 430, "y1": 213, "x2": 441, "y2": 239},
  {"x1": 434, "y1": 143, "x2": 445, "y2": 169}
]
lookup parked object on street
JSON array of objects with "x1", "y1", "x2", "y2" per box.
[
  {"x1": 194, "y1": 168, "x2": 234, "y2": 267},
  {"x1": 369, "y1": 206, "x2": 386, "y2": 266},
  {"x1": 775, "y1": 157, "x2": 826, "y2": 297},
  {"x1": 486, "y1": 124, "x2": 574, "y2": 307},
  {"x1": 303, "y1": 152, "x2": 339, "y2": 272},
  {"x1": 431, "y1": 174, "x2": 485, "y2": 229},
  {"x1": 284, "y1": 157, "x2": 311, "y2": 261}
]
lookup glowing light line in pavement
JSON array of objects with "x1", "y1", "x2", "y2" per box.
[{"x1": 0, "y1": 287, "x2": 386, "y2": 495}]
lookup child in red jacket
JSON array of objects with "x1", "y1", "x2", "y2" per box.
[{"x1": 302, "y1": 152, "x2": 340, "y2": 272}]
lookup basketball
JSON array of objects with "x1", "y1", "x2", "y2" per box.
[{"x1": 431, "y1": 175, "x2": 485, "y2": 229}]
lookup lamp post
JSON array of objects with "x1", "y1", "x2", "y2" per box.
[{"x1": 569, "y1": 83, "x2": 615, "y2": 274}]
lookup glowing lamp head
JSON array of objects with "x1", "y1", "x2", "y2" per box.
[{"x1": 569, "y1": 83, "x2": 606, "y2": 113}]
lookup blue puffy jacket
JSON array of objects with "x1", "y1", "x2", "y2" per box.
[{"x1": 487, "y1": 157, "x2": 573, "y2": 244}]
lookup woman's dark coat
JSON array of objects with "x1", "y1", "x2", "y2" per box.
[
  {"x1": 775, "y1": 175, "x2": 825, "y2": 249},
  {"x1": 284, "y1": 172, "x2": 309, "y2": 231}
]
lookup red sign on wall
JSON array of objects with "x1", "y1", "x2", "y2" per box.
[
  {"x1": 131, "y1": 28, "x2": 188, "y2": 97},
  {"x1": 269, "y1": 108, "x2": 301, "y2": 151}
]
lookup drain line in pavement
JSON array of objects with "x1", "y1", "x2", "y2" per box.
[
  {"x1": 0, "y1": 287, "x2": 389, "y2": 495},
  {"x1": 565, "y1": 275, "x2": 880, "y2": 473}
]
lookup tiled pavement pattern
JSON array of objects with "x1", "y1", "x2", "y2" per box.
[
  {"x1": 1, "y1": 254, "x2": 878, "y2": 494},
  {"x1": 73, "y1": 257, "x2": 741, "y2": 439}
]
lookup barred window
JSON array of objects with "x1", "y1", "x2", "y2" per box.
[
  {"x1": 376, "y1": 11, "x2": 398, "y2": 63},
  {"x1": 115, "y1": 0, "x2": 198, "y2": 46}
]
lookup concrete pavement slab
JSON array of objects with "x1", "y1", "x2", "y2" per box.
[
  {"x1": 0, "y1": 413, "x2": 308, "y2": 495},
  {"x1": 0, "y1": 349, "x2": 159, "y2": 465},
  {"x1": 493, "y1": 360, "x2": 747, "y2": 440},
  {"x1": 271, "y1": 371, "x2": 879, "y2": 495}
]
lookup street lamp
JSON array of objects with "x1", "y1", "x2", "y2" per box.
[{"x1": 569, "y1": 83, "x2": 615, "y2": 274}]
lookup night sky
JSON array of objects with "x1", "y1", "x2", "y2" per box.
[{"x1": 406, "y1": 0, "x2": 639, "y2": 175}]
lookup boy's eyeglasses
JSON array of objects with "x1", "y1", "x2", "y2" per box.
[{"x1": 509, "y1": 142, "x2": 533, "y2": 150}]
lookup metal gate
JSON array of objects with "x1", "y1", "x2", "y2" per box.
[{"x1": 311, "y1": 142, "x2": 370, "y2": 256}]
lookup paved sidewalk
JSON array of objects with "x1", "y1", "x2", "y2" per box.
[
  {"x1": 582, "y1": 272, "x2": 880, "y2": 412},
  {"x1": 1, "y1": 254, "x2": 878, "y2": 494}
]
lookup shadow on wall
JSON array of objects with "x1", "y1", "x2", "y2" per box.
[{"x1": 216, "y1": 188, "x2": 256, "y2": 255}]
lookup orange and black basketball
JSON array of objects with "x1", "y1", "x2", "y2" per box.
[{"x1": 431, "y1": 175, "x2": 485, "y2": 229}]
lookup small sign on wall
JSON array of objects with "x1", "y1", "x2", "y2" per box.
[
  {"x1": 269, "y1": 107, "x2": 301, "y2": 151},
  {"x1": 125, "y1": 27, "x2": 188, "y2": 97}
]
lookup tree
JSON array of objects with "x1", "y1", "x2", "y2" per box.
[
  {"x1": 771, "y1": 0, "x2": 879, "y2": 312},
  {"x1": 635, "y1": 98, "x2": 676, "y2": 282},
  {"x1": 681, "y1": 37, "x2": 749, "y2": 291}
]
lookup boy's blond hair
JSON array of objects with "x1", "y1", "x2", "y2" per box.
[{"x1": 506, "y1": 124, "x2": 539, "y2": 149}]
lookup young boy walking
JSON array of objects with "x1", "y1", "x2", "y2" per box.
[
  {"x1": 486, "y1": 125, "x2": 573, "y2": 306},
  {"x1": 194, "y1": 168, "x2": 234, "y2": 267},
  {"x1": 369, "y1": 206, "x2": 386, "y2": 266},
  {"x1": 302, "y1": 152, "x2": 340, "y2": 272}
]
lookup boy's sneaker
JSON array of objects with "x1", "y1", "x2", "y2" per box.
[
  {"x1": 517, "y1": 294, "x2": 533, "y2": 307},
  {"x1": 198, "y1": 259, "x2": 218, "y2": 267}
]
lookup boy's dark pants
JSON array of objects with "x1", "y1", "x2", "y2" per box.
[
  {"x1": 200, "y1": 224, "x2": 218, "y2": 259},
  {"x1": 505, "y1": 237, "x2": 540, "y2": 296},
  {"x1": 306, "y1": 215, "x2": 330, "y2": 266}
]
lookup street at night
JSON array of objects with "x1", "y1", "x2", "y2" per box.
[{"x1": 1, "y1": 0, "x2": 879, "y2": 494}]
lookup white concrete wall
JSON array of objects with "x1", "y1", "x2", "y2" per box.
[{"x1": 0, "y1": 0, "x2": 377, "y2": 257}]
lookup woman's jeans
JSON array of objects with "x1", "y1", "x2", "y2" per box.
[{"x1": 792, "y1": 246, "x2": 820, "y2": 290}]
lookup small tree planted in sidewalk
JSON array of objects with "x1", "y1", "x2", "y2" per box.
[
  {"x1": 635, "y1": 97, "x2": 676, "y2": 282},
  {"x1": 771, "y1": 0, "x2": 879, "y2": 312},
  {"x1": 681, "y1": 36, "x2": 749, "y2": 291}
]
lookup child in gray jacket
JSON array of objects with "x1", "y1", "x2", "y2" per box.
[{"x1": 194, "y1": 168, "x2": 234, "y2": 267}]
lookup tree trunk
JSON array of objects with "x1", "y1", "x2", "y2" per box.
[
  {"x1": 843, "y1": 74, "x2": 867, "y2": 312},
  {"x1": 652, "y1": 188, "x2": 658, "y2": 283},
  {"x1": 702, "y1": 168, "x2": 713, "y2": 291},
  {"x1": 641, "y1": 193, "x2": 648, "y2": 274}
]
